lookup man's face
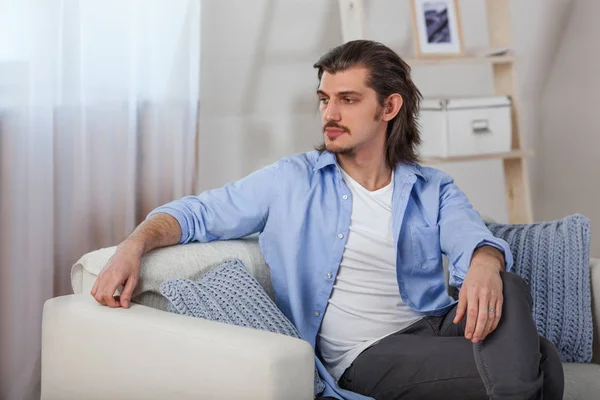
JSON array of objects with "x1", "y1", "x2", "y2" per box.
[{"x1": 317, "y1": 67, "x2": 385, "y2": 156}]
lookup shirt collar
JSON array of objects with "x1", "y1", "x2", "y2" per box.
[
  {"x1": 395, "y1": 162, "x2": 428, "y2": 182},
  {"x1": 313, "y1": 151, "x2": 427, "y2": 182},
  {"x1": 313, "y1": 151, "x2": 337, "y2": 171}
]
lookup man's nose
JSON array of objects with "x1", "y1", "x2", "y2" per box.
[{"x1": 324, "y1": 101, "x2": 341, "y2": 122}]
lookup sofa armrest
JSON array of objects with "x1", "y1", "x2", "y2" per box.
[
  {"x1": 41, "y1": 294, "x2": 314, "y2": 400},
  {"x1": 71, "y1": 238, "x2": 272, "y2": 310},
  {"x1": 591, "y1": 258, "x2": 600, "y2": 364}
]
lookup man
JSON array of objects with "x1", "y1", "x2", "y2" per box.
[{"x1": 91, "y1": 40, "x2": 564, "y2": 400}]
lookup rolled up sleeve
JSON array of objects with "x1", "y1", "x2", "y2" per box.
[
  {"x1": 147, "y1": 160, "x2": 283, "y2": 244},
  {"x1": 437, "y1": 175, "x2": 514, "y2": 288}
]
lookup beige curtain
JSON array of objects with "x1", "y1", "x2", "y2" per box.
[{"x1": 0, "y1": 1, "x2": 201, "y2": 398}]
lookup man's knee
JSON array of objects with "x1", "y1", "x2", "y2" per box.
[
  {"x1": 500, "y1": 271, "x2": 533, "y2": 306},
  {"x1": 500, "y1": 271, "x2": 529, "y2": 290}
]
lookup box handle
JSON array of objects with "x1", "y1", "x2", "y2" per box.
[{"x1": 471, "y1": 119, "x2": 491, "y2": 134}]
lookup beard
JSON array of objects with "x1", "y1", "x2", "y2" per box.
[
  {"x1": 320, "y1": 106, "x2": 384, "y2": 155},
  {"x1": 325, "y1": 142, "x2": 356, "y2": 155}
]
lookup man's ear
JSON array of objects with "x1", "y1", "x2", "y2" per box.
[{"x1": 381, "y1": 94, "x2": 403, "y2": 121}]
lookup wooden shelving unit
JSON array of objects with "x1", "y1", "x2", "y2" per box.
[
  {"x1": 406, "y1": 53, "x2": 516, "y2": 67},
  {"x1": 338, "y1": 0, "x2": 533, "y2": 224},
  {"x1": 422, "y1": 150, "x2": 533, "y2": 165},
  {"x1": 485, "y1": 0, "x2": 533, "y2": 224}
]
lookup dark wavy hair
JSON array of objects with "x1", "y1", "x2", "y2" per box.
[{"x1": 313, "y1": 40, "x2": 423, "y2": 167}]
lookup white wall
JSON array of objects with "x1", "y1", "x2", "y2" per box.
[
  {"x1": 197, "y1": 1, "x2": 588, "y2": 246},
  {"x1": 537, "y1": 0, "x2": 600, "y2": 256}
]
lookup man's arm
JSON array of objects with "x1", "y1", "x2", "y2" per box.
[
  {"x1": 147, "y1": 160, "x2": 282, "y2": 244},
  {"x1": 91, "y1": 160, "x2": 284, "y2": 308},
  {"x1": 128, "y1": 212, "x2": 182, "y2": 254},
  {"x1": 471, "y1": 245, "x2": 506, "y2": 272},
  {"x1": 437, "y1": 174, "x2": 513, "y2": 285},
  {"x1": 436, "y1": 174, "x2": 513, "y2": 343}
]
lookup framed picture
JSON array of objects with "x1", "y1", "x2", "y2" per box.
[{"x1": 410, "y1": 0, "x2": 465, "y2": 58}]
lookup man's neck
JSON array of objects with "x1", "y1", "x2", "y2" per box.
[{"x1": 337, "y1": 152, "x2": 392, "y2": 192}]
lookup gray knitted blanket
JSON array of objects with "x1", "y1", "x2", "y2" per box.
[
  {"x1": 160, "y1": 258, "x2": 326, "y2": 397},
  {"x1": 486, "y1": 214, "x2": 593, "y2": 363}
]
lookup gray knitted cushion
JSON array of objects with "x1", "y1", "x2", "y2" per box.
[
  {"x1": 485, "y1": 214, "x2": 593, "y2": 363},
  {"x1": 160, "y1": 258, "x2": 326, "y2": 397}
]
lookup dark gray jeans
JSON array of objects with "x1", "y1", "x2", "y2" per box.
[{"x1": 336, "y1": 272, "x2": 565, "y2": 400}]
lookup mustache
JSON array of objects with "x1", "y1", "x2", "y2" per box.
[{"x1": 323, "y1": 121, "x2": 350, "y2": 134}]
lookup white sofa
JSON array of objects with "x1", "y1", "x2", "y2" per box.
[{"x1": 42, "y1": 237, "x2": 600, "y2": 400}]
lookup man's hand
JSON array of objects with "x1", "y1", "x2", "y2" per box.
[
  {"x1": 453, "y1": 246, "x2": 505, "y2": 343},
  {"x1": 90, "y1": 213, "x2": 182, "y2": 308},
  {"x1": 90, "y1": 239, "x2": 143, "y2": 308}
]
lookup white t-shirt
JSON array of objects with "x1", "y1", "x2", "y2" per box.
[{"x1": 317, "y1": 168, "x2": 424, "y2": 381}]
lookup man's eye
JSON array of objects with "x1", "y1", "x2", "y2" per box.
[
  {"x1": 343, "y1": 98, "x2": 356, "y2": 104},
  {"x1": 319, "y1": 98, "x2": 329, "y2": 104}
]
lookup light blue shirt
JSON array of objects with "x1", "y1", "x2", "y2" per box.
[{"x1": 148, "y1": 150, "x2": 513, "y2": 400}]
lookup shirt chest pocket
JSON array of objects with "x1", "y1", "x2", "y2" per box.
[{"x1": 410, "y1": 225, "x2": 442, "y2": 273}]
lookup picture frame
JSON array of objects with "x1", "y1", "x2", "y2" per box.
[{"x1": 410, "y1": 0, "x2": 465, "y2": 58}]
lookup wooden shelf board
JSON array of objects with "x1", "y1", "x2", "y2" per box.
[
  {"x1": 406, "y1": 53, "x2": 515, "y2": 67},
  {"x1": 421, "y1": 150, "x2": 532, "y2": 165}
]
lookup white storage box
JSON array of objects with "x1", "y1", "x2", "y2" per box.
[{"x1": 418, "y1": 96, "x2": 512, "y2": 158}]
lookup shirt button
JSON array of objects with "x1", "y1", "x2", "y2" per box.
[
  {"x1": 314, "y1": 311, "x2": 320, "y2": 317},
  {"x1": 342, "y1": 194, "x2": 348, "y2": 200},
  {"x1": 327, "y1": 273, "x2": 333, "y2": 279},
  {"x1": 337, "y1": 233, "x2": 344, "y2": 239}
]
